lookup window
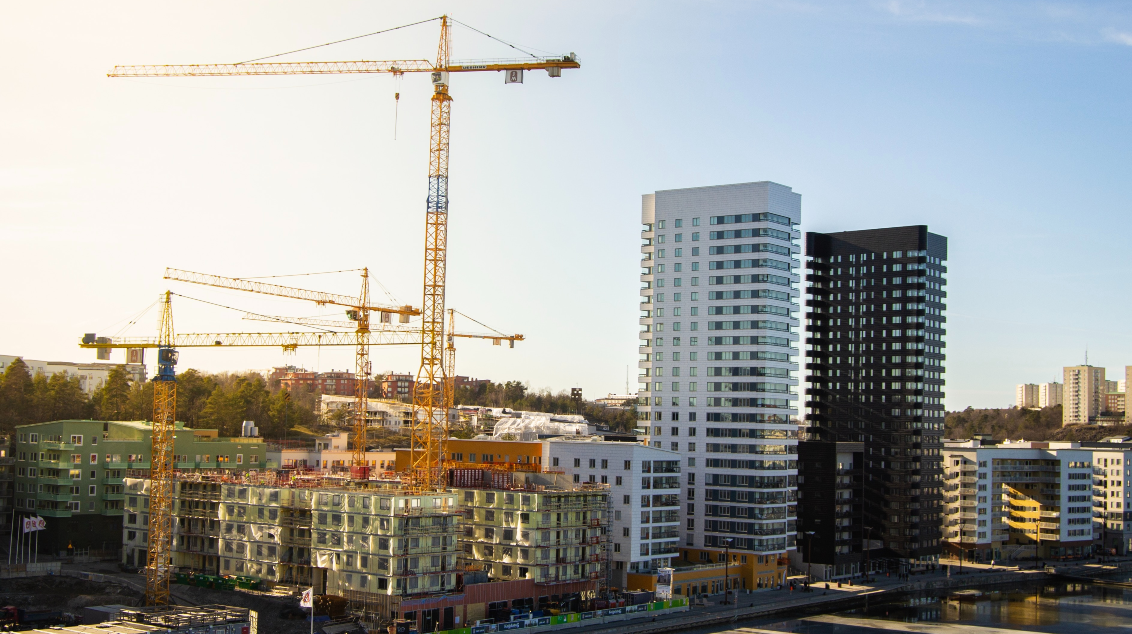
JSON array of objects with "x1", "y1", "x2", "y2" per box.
[
  {"x1": 89, "y1": 453, "x2": 97, "y2": 464},
  {"x1": 601, "y1": 459, "x2": 608, "y2": 469},
  {"x1": 573, "y1": 458, "x2": 581, "y2": 467},
  {"x1": 237, "y1": 454, "x2": 244, "y2": 464},
  {"x1": 589, "y1": 459, "x2": 596, "y2": 468},
  {"x1": 70, "y1": 435, "x2": 83, "y2": 446},
  {"x1": 88, "y1": 485, "x2": 96, "y2": 496},
  {"x1": 552, "y1": 457, "x2": 559, "y2": 467},
  {"x1": 616, "y1": 476, "x2": 622, "y2": 486},
  {"x1": 572, "y1": 474, "x2": 580, "y2": 483}
]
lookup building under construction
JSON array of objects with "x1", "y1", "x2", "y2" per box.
[{"x1": 122, "y1": 468, "x2": 608, "y2": 631}]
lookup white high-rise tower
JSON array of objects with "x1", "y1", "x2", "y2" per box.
[{"x1": 638, "y1": 182, "x2": 801, "y2": 585}]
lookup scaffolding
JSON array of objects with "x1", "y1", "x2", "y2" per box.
[{"x1": 455, "y1": 473, "x2": 609, "y2": 591}]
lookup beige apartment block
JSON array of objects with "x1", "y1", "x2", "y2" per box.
[
  {"x1": 1016, "y1": 384, "x2": 1039, "y2": 408},
  {"x1": 1064, "y1": 366, "x2": 1105, "y2": 426},
  {"x1": 1039, "y1": 382, "x2": 1063, "y2": 408}
]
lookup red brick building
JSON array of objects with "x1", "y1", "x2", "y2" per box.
[{"x1": 269, "y1": 366, "x2": 357, "y2": 397}]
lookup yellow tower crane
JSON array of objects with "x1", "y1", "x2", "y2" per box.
[{"x1": 109, "y1": 16, "x2": 580, "y2": 491}]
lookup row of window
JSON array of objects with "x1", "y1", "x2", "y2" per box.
[
  {"x1": 652, "y1": 218, "x2": 701, "y2": 229},
  {"x1": 648, "y1": 292, "x2": 700, "y2": 303},
  {"x1": 655, "y1": 233, "x2": 700, "y2": 243},
  {"x1": 651, "y1": 248, "x2": 699, "y2": 259},
  {"x1": 15, "y1": 452, "x2": 257, "y2": 465}
]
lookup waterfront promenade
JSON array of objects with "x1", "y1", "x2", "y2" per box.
[{"x1": 572, "y1": 558, "x2": 1132, "y2": 634}]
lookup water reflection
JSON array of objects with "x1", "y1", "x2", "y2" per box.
[{"x1": 757, "y1": 580, "x2": 1132, "y2": 633}]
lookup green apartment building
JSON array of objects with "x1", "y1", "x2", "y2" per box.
[{"x1": 13, "y1": 419, "x2": 266, "y2": 553}]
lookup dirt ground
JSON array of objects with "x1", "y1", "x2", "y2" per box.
[
  {"x1": 0, "y1": 573, "x2": 316, "y2": 634},
  {"x1": 0, "y1": 574, "x2": 142, "y2": 613}
]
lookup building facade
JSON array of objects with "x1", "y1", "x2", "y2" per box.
[
  {"x1": 802, "y1": 225, "x2": 948, "y2": 571},
  {"x1": 1016, "y1": 384, "x2": 1040, "y2": 408},
  {"x1": 637, "y1": 182, "x2": 800, "y2": 576},
  {"x1": 542, "y1": 438, "x2": 681, "y2": 588},
  {"x1": 270, "y1": 367, "x2": 357, "y2": 397},
  {"x1": 795, "y1": 441, "x2": 864, "y2": 580},
  {"x1": 941, "y1": 439, "x2": 1096, "y2": 560},
  {"x1": 1064, "y1": 366, "x2": 1105, "y2": 425},
  {"x1": 15, "y1": 419, "x2": 266, "y2": 553},
  {"x1": 379, "y1": 373, "x2": 416, "y2": 401},
  {"x1": 1039, "y1": 382, "x2": 1063, "y2": 408}
]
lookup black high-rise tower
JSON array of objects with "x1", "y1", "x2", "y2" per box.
[{"x1": 800, "y1": 225, "x2": 947, "y2": 577}]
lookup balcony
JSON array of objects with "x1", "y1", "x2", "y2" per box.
[
  {"x1": 106, "y1": 462, "x2": 127, "y2": 469},
  {"x1": 103, "y1": 476, "x2": 125, "y2": 485},
  {"x1": 103, "y1": 493, "x2": 125, "y2": 501},
  {"x1": 42, "y1": 441, "x2": 75, "y2": 451},
  {"x1": 39, "y1": 476, "x2": 73, "y2": 486},
  {"x1": 39, "y1": 492, "x2": 74, "y2": 502},
  {"x1": 128, "y1": 462, "x2": 151, "y2": 469},
  {"x1": 101, "y1": 507, "x2": 123, "y2": 516},
  {"x1": 37, "y1": 507, "x2": 72, "y2": 518}
]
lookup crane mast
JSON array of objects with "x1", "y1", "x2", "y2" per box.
[
  {"x1": 352, "y1": 270, "x2": 372, "y2": 475},
  {"x1": 411, "y1": 17, "x2": 452, "y2": 491},
  {"x1": 147, "y1": 292, "x2": 177, "y2": 605}
]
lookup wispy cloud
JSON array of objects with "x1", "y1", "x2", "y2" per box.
[
  {"x1": 1103, "y1": 28, "x2": 1132, "y2": 46},
  {"x1": 881, "y1": 0, "x2": 983, "y2": 26}
]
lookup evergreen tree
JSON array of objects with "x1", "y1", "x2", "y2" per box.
[
  {"x1": 0, "y1": 358, "x2": 33, "y2": 434},
  {"x1": 93, "y1": 366, "x2": 133, "y2": 420}
]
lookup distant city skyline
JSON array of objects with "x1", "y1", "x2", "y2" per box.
[{"x1": 3, "y1": 2, "x2": 1132, "y2": 410}]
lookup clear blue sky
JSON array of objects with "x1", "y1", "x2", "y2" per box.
[{"x1": 3, "y1": 1, "x2": 1131, "y2": 409}]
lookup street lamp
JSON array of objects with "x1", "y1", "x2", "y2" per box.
[
  {"x1": 722, "y1": 538, "x2": 733, "y2": 604},
  {"x1": 805, "y1": 531, "x2": 816, "y2": 589}
]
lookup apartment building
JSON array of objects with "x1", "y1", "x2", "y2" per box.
[
  {"x1": 320, "y1": 395, "x2": 413, "y2": 430},
  {"x1": 379, "y1": 373, "x2": 416, "y2": 401},
  {"x1": 456, "y1": 471, "x2": 609, "y2": 588},
  {"x1": 637, "y1": 181, "x2": 801, "y2": 576},
  {"x1": 542, "y1": 438, "x2": 680, "y2": 588},
  {"x1": 802, "y1": 226, "x2": 948, "y2": 572},
  {"x1": 267, "y1": 432, "x2": 396, "y2": 473},
  {"x1": 269, "y1": 366, "x2": 357, "y2": 397},
  {"x1": 1016, "y1": 384, "x2": 1040, "y2": 408},
  {"x1": 124, "y1": 470, "x2": 608, "y2": 631},
  {"x1": 1085, "y1": 440, "x2": 1132, "y2": 554},
  {"x1": 941, "y1": 439, "x2": 1094, "y2": 561},
  {"x1": 15, "y1": 419, "x2": 265, "y2": 552},
  {"x1": 1064, "y1": 366, "x2": 1105, "y2": 425},
  {"x1": 1040, "y1": 383, "x2": 1063, "y2": 408}
]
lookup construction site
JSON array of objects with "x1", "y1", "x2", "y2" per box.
[
  {"x1": 117, "y1": 467, "x2": 612, "y2": 630},
  {"x1": 0, "y1": 15, "x2": 695, "y2": 634}
]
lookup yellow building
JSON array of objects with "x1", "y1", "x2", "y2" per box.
[{"x1": 395, "y1": 438, "x2": 545, "y2": 472}]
